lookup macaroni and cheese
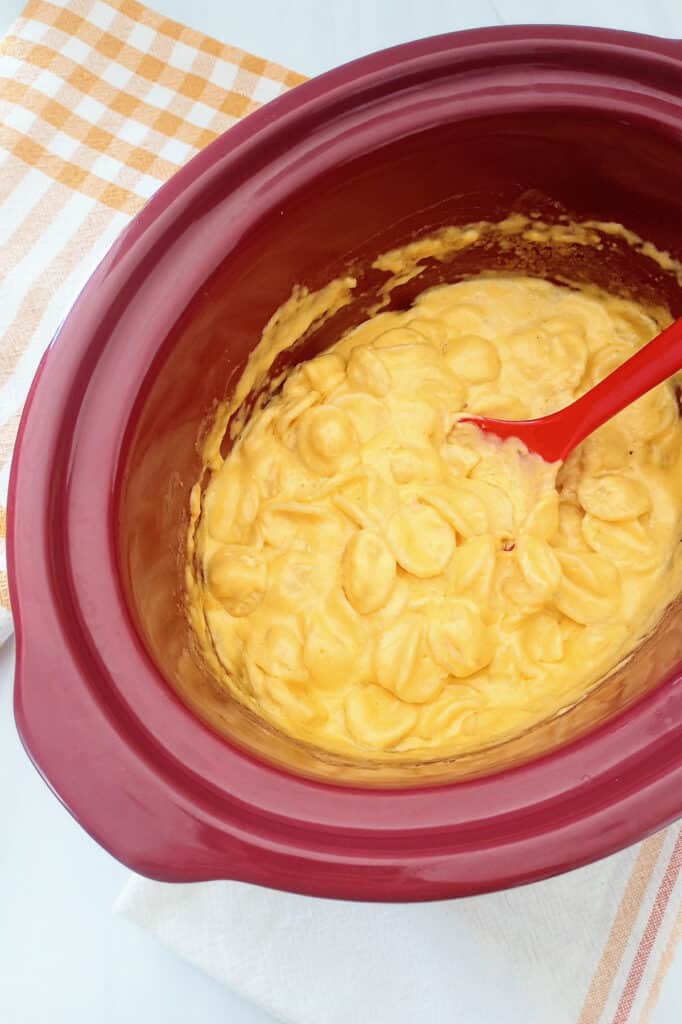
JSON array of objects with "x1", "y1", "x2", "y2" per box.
[{"x1": 189, "y1": 275, "x2": 682, "y2": 758}]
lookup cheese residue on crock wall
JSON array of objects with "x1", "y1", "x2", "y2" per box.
[{"x1": 187, "y1": 233, "x2": 682, "y2": 761}]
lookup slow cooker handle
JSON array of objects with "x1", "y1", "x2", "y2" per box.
[{"x1": 12, "y1": 635, "x2": 257, "y2": 881}]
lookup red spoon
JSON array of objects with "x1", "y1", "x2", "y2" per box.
[{"x1": 463, "y1": 317, "x2": 682, "y2": 462}]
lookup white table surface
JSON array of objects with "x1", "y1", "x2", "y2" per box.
[{"x1": 2, "y1": 1, "x2": 682, "y2": 1022}]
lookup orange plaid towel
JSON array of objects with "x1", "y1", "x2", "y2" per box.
[
  {"x1": 1, "y1": 3, "x2": 680, "y2": 1022},
  {"x1": 0, "y1": 0, "x2": 304, "y2": 636}
]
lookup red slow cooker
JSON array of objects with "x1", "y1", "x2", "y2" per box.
[{"x1": 9, "y1": 25, "x2": 682, "y2": 901}]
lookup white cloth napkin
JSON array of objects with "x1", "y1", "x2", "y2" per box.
[{"x1": 115, "y1": 822, "x2": 682, "y2": 1024}]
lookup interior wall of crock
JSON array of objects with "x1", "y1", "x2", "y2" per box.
[{"x1": 118, "y1": 108, "x2": 682, "y2": 785}]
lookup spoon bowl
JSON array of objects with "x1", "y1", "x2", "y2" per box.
[{"x1": 463, "y1": 315, "x2": 682, "y2": 462}]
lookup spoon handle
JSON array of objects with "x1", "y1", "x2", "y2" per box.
[{"x1": 548, "y1": 316, "x2": 682, "y2": 461}]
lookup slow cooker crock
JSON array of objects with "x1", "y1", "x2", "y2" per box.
[{"x1": 9, "y1": 25, "x2": 682, "y2": 900}]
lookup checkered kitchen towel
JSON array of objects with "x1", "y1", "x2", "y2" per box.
[
  {"x1": 0, "y1": 0, "x2": 303, "y2": 637},
  {"x1": 1, "y1": 3, "x2": 681, "y2": 1022}
]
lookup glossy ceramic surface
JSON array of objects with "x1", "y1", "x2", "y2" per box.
[{"x1": 9, "y1": 25, "x2": 682, "y2": 900}]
